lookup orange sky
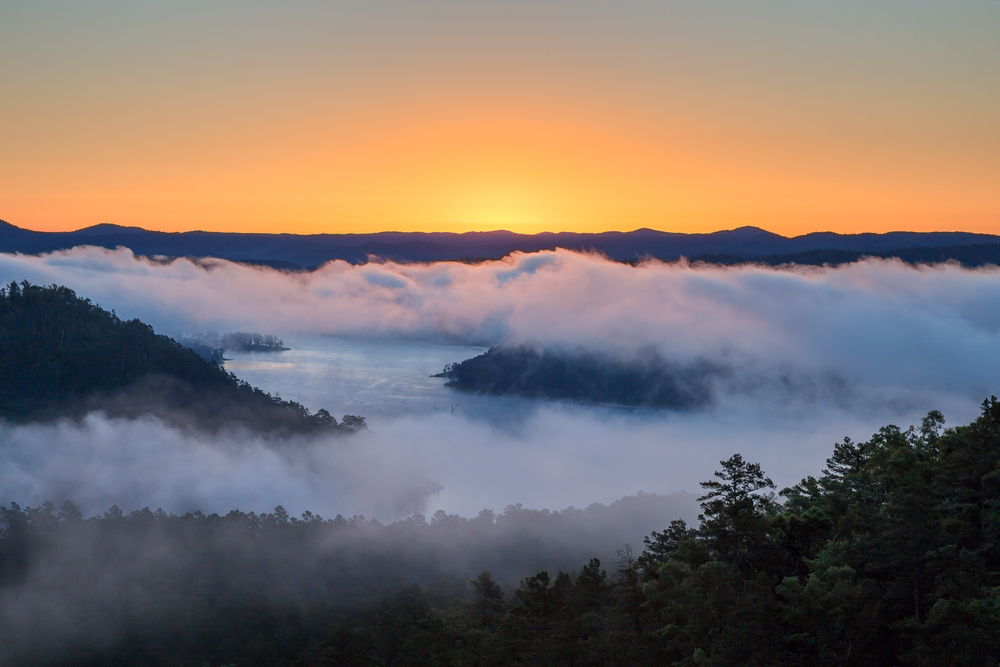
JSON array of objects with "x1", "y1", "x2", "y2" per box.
[{"x1": 1, "y1": 2, "x2": 998, "y2": 236}]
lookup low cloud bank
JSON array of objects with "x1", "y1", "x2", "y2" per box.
[
  {"x1": 0, "y1": 413, "x2": 435, "y2": 520},
  {"x1": 1, "y1": 396, "x2": 973, "y2": 521},
  {"x1": 0, "y1": 247, "x2": 997, "y2": 411},
  {"x1": 0, "y1": 246, "x2": 996, "y2": 518}
]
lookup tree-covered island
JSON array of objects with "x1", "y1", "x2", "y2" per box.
[
  {"x1": 181, "y1": 330, "x2": 290, "y2": 362},
  {"x1": 436, "y1": 346, "x2": 718, "y2": 409}
]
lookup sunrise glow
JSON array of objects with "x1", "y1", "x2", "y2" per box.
[{"x1": 1, "y1": 2, "x2": 997, "y2": 236}]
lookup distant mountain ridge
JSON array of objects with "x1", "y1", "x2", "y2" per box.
[{"x1": 1, "y1": 219, "x2": 999, "y2": 267}]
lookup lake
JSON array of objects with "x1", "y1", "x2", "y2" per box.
[{"x1": 222, "y1": 336, "x2": 493, "y2": 425}]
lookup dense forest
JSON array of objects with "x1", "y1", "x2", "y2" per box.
[
  {"x1": 0, "y1": 491, "x2": 696, "y2": 666},
  {"x1": 437, "y1": 346, "x2": 717, "y2": 409},
  {"x1": 5, "y1": 402, "x2": 1000, "y2": 665},
  {"x1": 0, "y1": 281, "x2": 362, "y2": 433}
]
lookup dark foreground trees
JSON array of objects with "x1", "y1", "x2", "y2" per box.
[
  {"x1": 5, "y1": 401, "x2": 1000, "y2": 665},
  {"x1": 307, "y1": 401, "x2": 1000, "y2": 667}
]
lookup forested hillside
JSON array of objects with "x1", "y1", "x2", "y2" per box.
[
  {"x1": 0, "y1": 281, "x2": 362, "y2": 433},
  {"x1": 4, "y1": 402, "x2": 1000, "y2": 664}
]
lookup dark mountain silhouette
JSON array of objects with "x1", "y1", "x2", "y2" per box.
[{"x1": 2, "y1": 219, "x2": 999, "y2": 267}]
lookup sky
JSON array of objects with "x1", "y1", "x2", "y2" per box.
[{"x1": 1, "y1": 1, "x2": 998, "y2": 236}]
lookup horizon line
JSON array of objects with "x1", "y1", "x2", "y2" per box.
[{"x1": 3, "y1": 218, "x2": 998, "y2": 241}]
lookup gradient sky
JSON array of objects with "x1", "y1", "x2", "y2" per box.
[{"x1": 1, "y1": 1, "x2": 998, "y2": 236}]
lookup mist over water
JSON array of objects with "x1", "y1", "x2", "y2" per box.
[
  {"x1": 221, "y1": 336, "x2": 488, "y2": 423},
  {"x1": 0, "y1": 247, "x2": 996, "y2": 520}
]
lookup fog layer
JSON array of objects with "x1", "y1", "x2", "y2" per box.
[
  {"x1": 0, "y1": 413, "x2": 436, "y2": 519},
  {"x1": 0, "y1": 396, "x2": 976, "y2": 521},
  {"x1": 0, "y1": 247, "x2": 996, "y2": 517},
  {"x1": 1, "y1": 247, "x2": 996, "y2": 406}
]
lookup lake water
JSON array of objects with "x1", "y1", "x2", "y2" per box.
[{"x1": 222, "y1": 336, "x2": 494, "y2": 425}]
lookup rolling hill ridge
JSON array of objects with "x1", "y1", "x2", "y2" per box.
[{"x1": 2, "y1": 220, "x2": 999, "y2": 267}]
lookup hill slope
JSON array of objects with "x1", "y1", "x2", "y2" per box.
[{"x1": 0, "y1": 281, "x2": 363, "y2": 433}]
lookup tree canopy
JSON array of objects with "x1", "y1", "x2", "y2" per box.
[{"x1": 5, "y1": 402, "x2": 1000, "y2": 664}]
